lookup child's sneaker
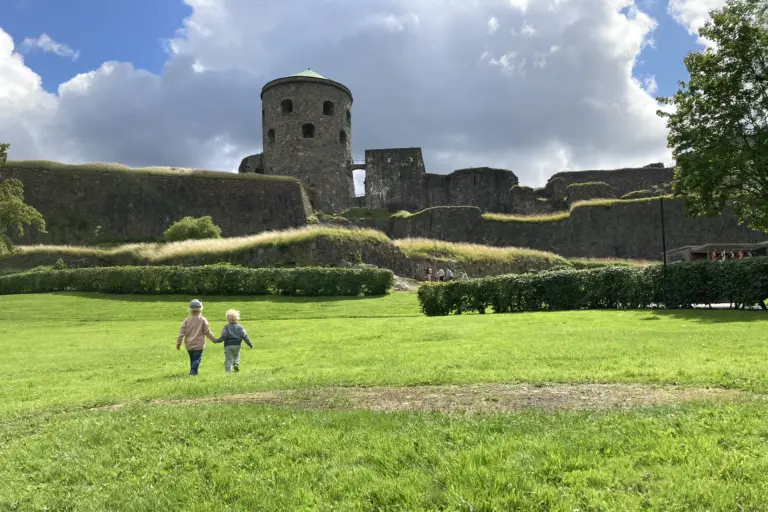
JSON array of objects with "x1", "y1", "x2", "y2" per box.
[{"x1": 233, "y1": 364, "x2": 239, "y2": 372}]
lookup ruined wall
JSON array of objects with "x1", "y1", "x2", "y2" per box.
[
  {"x1": 2, "y1": 165, "x2": 312, "y2": 245},
  {"x1": 566, "y1": 182, "x2": 615, "y2": 204},
  {"x1": 547, "y1": 167, "x2": 674, "y2": 200},
  {"x1": 364, "y1": 148, "x2": 426, "y2": 211},
  {"x1": 425, "y1": 167, "x2": 518, "y2": 213},
  {"x1": 389, "y1": 200, "x2": 767, "y2": 260},
  {"x1": 238, "y1": 154, "x2": 264, "y2": 174}
]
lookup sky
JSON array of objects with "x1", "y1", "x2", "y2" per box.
[{"x1": 0, "y1": 0, "x2": 724, "y2": 194}]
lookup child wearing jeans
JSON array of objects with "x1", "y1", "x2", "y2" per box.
[
  {"x1": 214, "y1": 309, "x2": 253, "y2": 372},
  {"x1": 176, "y1": 299, "x2": 217, "y2": 376}
]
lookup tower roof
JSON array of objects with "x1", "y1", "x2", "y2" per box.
[
  {"x1": 288, "y1": 69, "x2": 329, "y2": 80},
  {"x1": 261, "y1": 69, "x2": 352, "y2": 100}
]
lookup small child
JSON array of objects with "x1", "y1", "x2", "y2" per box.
[
  {"x1": 214, "y1": 309, "x2": 253, "y2": 373},
  {"x1": 175, "y1": 299, "x2": 217, "y2": 376}
]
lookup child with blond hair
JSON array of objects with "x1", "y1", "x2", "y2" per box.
[
  {"x1": 214, "y1": 309, "x2": 253, "y2": 373},
  {"x1": 176, "y1": 299, "x2": 217, "y2": 376}
]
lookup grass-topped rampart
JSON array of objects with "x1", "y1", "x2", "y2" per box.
[
  {"x1": 0, "y1": 226, "x2": 651, "y2": 279},
  {"x1": 4, "y1": 160, "x2": 297, "y2": 183}
]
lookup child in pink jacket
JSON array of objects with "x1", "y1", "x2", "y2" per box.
[{"x1": 176, "y1": 299, "x2": 217, "y2": 376}]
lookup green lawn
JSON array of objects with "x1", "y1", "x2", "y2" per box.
[{"x1": 1, "y1": 292, "x2": 767, "y2": 510}]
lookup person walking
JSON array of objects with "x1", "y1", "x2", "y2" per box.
[
  {"x1": 437, "y1": 268, "x2": 446, "y2": 282},
  {"x1": 214, "y1": 309, "x2": 254, "y2": 373},
  {"x1": 175, "y1": 299, "x2": 217, "y2": 376}
]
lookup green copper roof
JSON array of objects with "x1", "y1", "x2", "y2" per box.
[{"x1": 288, "y1": 69, "x2": 329, "y2": 80}]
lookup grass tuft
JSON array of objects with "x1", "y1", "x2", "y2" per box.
[{"x1": 395, "y1": 238, "x2": 569, "y2": 269}]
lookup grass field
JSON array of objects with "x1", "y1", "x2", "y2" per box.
[{"x1": 1, "y1": 292, "x2": 767, "y2": 510}]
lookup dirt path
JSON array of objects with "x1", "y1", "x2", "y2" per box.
[{"x1": 96, "y1": 383, "x2": 756, "y2": 414}]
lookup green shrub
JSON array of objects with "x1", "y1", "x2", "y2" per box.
[
  {"x1": 0, "y1": 266, "x2": 394, "y2": 297},
  {"x1": 164, "y1": 216, "x2": 222, "y2": 242},
  {"x1": 418, "y1": 258, "x2": 768, "y2": 316},
  {"x1": 621, "y1": 190, "x2": 653, "y2": 200}
]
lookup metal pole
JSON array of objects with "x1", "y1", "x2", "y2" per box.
[{"x1": 660, "y1": 194, "x2": 667, "y2": 267}]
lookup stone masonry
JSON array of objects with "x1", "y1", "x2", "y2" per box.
[{"x1": 260, "y1": 70, "x2": 354, "y2": 213}]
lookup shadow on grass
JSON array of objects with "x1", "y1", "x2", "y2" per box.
[
  {"x1": 646, "y1": 309, "x2": 767, "y2": 324},
  {"x1": 50, "y1": 292, "x2": 392, "y2": 304}
]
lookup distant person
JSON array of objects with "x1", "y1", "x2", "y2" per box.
[
  {"x1": 426, "y1": 267, "x2": 433, "y2": 282},
  {"x1": 445, "y1": 268, "x2": 454, "y2": 281},
  {"x1": 176, "y1": 299, "x2": 217, "y2": 376},
  {"x1": 437, "y1": 268, "x2": 445, "y2": 282},
  {"x1": 214, "y1": 309, "x2": 254, "y2": 373}
]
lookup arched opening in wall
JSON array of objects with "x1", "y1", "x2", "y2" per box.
[
  {"x1": 281, "y1": 99, "x2": 293, "y2": 114},
  {"x1": 346, "y1": 110, "x2": 351, "y2": 124},
  {"x1": 267, "y1": 129, "x2": 275, "y2": 144},
  {"x1": 323, "y1": 101, "x2": 335, "y2": 116},
  {"x1": 353, "y1": 169, "x2": 365, "y2": 198},
  {"x1": 302, "y1": 123, "x2": 316, "y2": 138},
  {"x1": 339, "y1": 130, "x2": 347, "y2": 144}
]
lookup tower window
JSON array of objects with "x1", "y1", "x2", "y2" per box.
[
  {"x1": 346, "y1": 110, "x2": 351, "y2": 124},
  {"x1": 281, "y1": 99, "x2": 293, "y2": 114},
  {"x1": 339, "y1": 130, "x2": 347, "y2": 144},
  {"x1": 302, "y1": 123, "x2": 316, "y2": 138},
  {"x1": 323, "y1": 101, "x2": 335, "y2": 116},
  {"x1": 267, "y1": 129, "x2": 275, "y2": 143}
]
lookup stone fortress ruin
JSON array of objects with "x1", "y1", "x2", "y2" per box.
[
  {"x1": 2, "y1": 69, "x2": 766, "y2": 261},
  {"x1": 239, "y1": 70, "x2": 676, "y2": 216}
]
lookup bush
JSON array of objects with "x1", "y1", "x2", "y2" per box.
[
  {"x1": 418, "y1": 258, "x2": 768, "y2": 316},
  {"x1": 164, "y1": 216, "x2": 222, "y2": 242},
  {"x1": 53, "y1": 258, "x2": 67, "y2": 270},
  {"x1": 0, "y1": 266, "x2": 395, "y2": 297}
]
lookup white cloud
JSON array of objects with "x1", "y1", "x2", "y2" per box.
[
  {"x1": 0, "y1": 0, "x2": 673, "y2": 199},
  {"x1": 20, "y1": 33, "x2": 80, "y2": 61},
  {"x1": 488, "y1": 16, "x2": 500, "y2": 34},
  {"x1": 667, "y1": 0, "x2": 725, "y2": 45}
]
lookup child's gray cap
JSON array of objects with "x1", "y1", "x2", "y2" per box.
[{"x1": 189, "y1": 299, "x2": 203, "y2": 309}]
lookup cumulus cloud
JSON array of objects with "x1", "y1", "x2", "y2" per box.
[
  {"x1": 1, "y1": 0, "x2": 674, "y2": 197},
  {"x1": 667, "y1": 0, "x2": 725, "y2": 44},
  {"x1": 20, "y1": 33, "x2": 80, "y2": 61}
]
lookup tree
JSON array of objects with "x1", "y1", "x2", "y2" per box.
[
  {"x1": 164, "y1": 216, "x2": 222, "y2": 242},
  {"x1": 657, "y1": 0, "x2": 768, "y2": 232},
  {"x1": 0, "y1": 143, "x2": 46, "y2": 253}
]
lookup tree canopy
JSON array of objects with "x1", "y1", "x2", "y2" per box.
[
  {"x1": 657, "y1": 0, "x2": 768, "y2": 232},
  {"x1": 0, "y1": 143, "x2": 46, "y2": 253}
]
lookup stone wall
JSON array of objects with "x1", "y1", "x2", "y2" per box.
[
  {"x1": 566, "y1": 182, "x2": 615, "y2": 204},
  {"x1": 548, "y1": 167, "x2": 674, "y2": 199},
  {"x1": 238, "y1": 153, "x2": 264, "y2": 174},
  {"x1": 425, "y1": 167, "x2": 518, "y2": 213},
  {"x1": 261, "y1": 77, "x2": 354, "y2": 212},
  {"x1": 363, "y1": 148, "x2": 426, "y2": 211},
  {"x1": 2, "y1": 166, "x2": 312, "y2": 245},
  {"x1": 389, "y1": 200, "x2": 767, "y2": 260}
]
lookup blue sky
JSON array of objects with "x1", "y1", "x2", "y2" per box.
[
  {"x1": 1, "y1": 0, "x2": 191, "y2": 90},
  {"x1": 0, "y1": 0, "x2": 713, "y2": 186}
]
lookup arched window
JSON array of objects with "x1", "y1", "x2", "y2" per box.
[
  {"x1": 346, "y1": 110, "x2": 351, "y2": 124},
  {"x1": 323, "y1": 101, "x2": 335, "y2": 116},
  {"x1": 339, "y1": 130, "x2": 347, "y2": 144},
  {"x1": 267, "y1": 129, "x2": 275, "y2": 143},
  {"x1": 281, "y1": 99, "x2": 293, "y2": 114},
  {"x1": 302, "y1": 123, "x2": 315, "y2": 138}
]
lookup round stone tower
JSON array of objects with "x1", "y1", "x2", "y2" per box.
[{"x1": 261, "y1": 69, "x2": 354, "y2": 213}]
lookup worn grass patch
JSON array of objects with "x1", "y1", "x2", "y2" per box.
[
  {"x1": 4, "y1": 159, "x2": 296, "y2": 183},
  {"x1": 395, "y1": 238, "x2": 569, "y2": 270}
]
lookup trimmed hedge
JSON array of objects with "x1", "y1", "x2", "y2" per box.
[
  {"x1": 0, "y1": 265, "x2": 394, "y2": 297},
  {"x1": 418, "y1": 258, "x2": 768, "y2": 316}
]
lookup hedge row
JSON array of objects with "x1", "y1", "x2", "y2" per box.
[
  {"x1": 418, "y1": 258, "x2": 768, "y2": 316},
  {"x1": 0, "y1": 265, "x2": 394, "y2": 296}
]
